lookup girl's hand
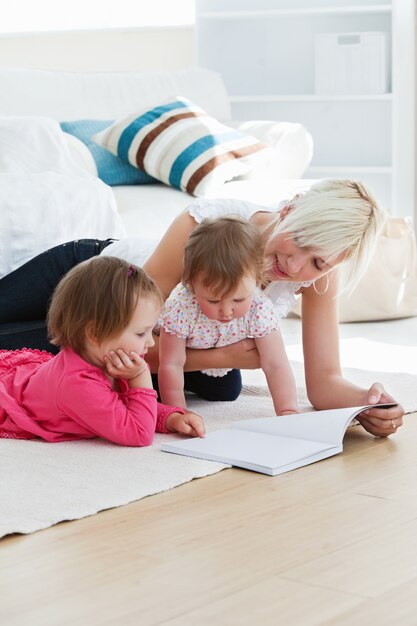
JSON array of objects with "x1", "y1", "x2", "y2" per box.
[
  {"x1": 356, "y1": 383, "x2": 404, "y2": 437},
  {"x1": 103, "y1": 349, "x2": 148, "y2": 381},
  {"x1": 165, "y1": 410, "x2": 206, "y2": 438}
]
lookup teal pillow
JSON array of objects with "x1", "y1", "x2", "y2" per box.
[{"x1": 60, "y1": 119, "x2": 156, "y2": 186}]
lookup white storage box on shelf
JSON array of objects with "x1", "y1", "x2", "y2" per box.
[{"x1": 314, "y1": 32, "x2": 388, "y2": 95}]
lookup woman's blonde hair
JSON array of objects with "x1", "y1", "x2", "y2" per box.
[
  {"x1": 182, "y1": 216, "x2": 264, "y2": 295},
  {"x1": 47, "y1": 256, "x2": 162, "y2": 354},
  {"x1": 269, "y1": 179, "x2": 387, "y2": 292}
]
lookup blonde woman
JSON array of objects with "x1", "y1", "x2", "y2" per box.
[
  {"x1": 0, "y1": 180, "x2": 404, "y2": 436},
  {"x1": 143, "y1": 179, "x2": 403, "y2": 437}
]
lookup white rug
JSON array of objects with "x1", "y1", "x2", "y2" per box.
[{"x1": 1, "y1": 337, "x2": 416, "y2": 539}]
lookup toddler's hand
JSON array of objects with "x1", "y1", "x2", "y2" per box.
[
  {"x1": 103, "y1": 349, "x2": 148, "y2": 380},
  {"x1": 166, "y1": 410, "x2": 205, "y2": 438}
]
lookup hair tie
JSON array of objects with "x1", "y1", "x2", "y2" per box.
[{"x1": 127, "y1": 265, "x2": 137, "y2": 278}]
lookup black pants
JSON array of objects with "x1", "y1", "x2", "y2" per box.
[{"x1": 152, "y1": 369, "x2": 242, "y2": 403}]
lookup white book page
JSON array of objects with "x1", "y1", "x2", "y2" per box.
[
  {"x1": 162, "y1": 429, "x2": 339, "y2": 475},
  {"x1": 232, "y1": 404, "x2": 396, "y2": 446}
]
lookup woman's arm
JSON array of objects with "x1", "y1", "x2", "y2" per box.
[
  {"x1": 143, "y1": 210, "x2": 198, "y2": 299},
  {"x1": 301, "y1": 271, "x2": 404, "y2": 436},
  {"x1": 145, "y1": 334, "x2": 261, "y2": 373}
]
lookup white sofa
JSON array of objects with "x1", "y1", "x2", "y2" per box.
[{"x1": 0, "y1": 66, "x2": 314, "y2": 274}]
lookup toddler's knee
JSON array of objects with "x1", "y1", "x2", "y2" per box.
[
  {"x1": 203, "y1": 372, "x2": 242, "y2": 402},
  {"x1": 216, "y1": 384, "x2": 242, "y2": 402}
]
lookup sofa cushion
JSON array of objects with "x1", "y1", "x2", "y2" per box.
[
  {"x1": 93, "y1": 97, "x2": 266, "y2": 196},
  {"x1": 113, "y1": 184, "x2": 194, "y2": 242},
  {"x1": 60, "y1": 119, "x2": 156, "y2": 186},
  {"x1": 0, "y1": 67, "x2": 231, "y2": 121},
  {"x1": 63, "y1": 132, "x2": 98, "y2": 176}
]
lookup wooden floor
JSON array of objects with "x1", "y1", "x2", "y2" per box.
[{"x1": 1, "y1": 414, "x2": 417, "y2": 626}]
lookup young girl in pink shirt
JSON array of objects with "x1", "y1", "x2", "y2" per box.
[{"x1": 0, "y1": 256, "x2": 204, "y2": 445}]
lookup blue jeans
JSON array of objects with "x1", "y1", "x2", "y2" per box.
[
  {"x1": 0, "y1": 239, "x2": 114, "y2": 353},
  {"x1": 0, "y1": 239, "x2": 242, "y2": 401}
]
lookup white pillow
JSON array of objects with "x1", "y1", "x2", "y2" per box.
[{"x1": 237, "y1": 120, "x2": 314, "y2": 179}]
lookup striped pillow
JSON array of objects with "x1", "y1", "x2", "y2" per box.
[{"x1": 92, "y1": 97, "x2": 266, "y2": 197}]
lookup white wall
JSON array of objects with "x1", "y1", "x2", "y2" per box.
[{"x1": 0, "y1": 27, "x2": 195, "y2": 72}]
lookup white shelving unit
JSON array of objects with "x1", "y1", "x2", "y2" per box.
[{"x1": 195, "y1": 0, "x2": 416, "y2": 218}]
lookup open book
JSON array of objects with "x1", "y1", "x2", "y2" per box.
[{"x1": 161, "y1": 404, "x2": 396, "y2": 476}]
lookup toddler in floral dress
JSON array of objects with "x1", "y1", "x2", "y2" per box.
[{"x1": 158, "y1": 217, "x2": 299, "y2": 416}]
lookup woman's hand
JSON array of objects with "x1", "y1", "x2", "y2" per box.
[
  {"x1": 183, "y1": 338, "x2": 261, "y2": 372},
  {"x1": 165, "y1": 410, "x2": 206, "y2": 438},
  {"x1": 355, "y1": 383, "x2": 404, "y2": 437},
  {"x1": 216, "y1": 338, "x2": 261, "y2": 370}
]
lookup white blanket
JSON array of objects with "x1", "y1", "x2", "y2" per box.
[
  {"x1": 0, "y1": 116, "x2": 126, "y2": 278},
  {"x1": 1, "y1": 357, "x2": 416, "y2": 539}
]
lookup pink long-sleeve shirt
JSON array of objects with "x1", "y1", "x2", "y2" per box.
[{"x1": 0, "y1": 348, "x2": 184, "y2": 446}]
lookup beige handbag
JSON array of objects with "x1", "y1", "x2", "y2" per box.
[{"x1": 337, "y1": 217, "x2": 417, "y2": 322}]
